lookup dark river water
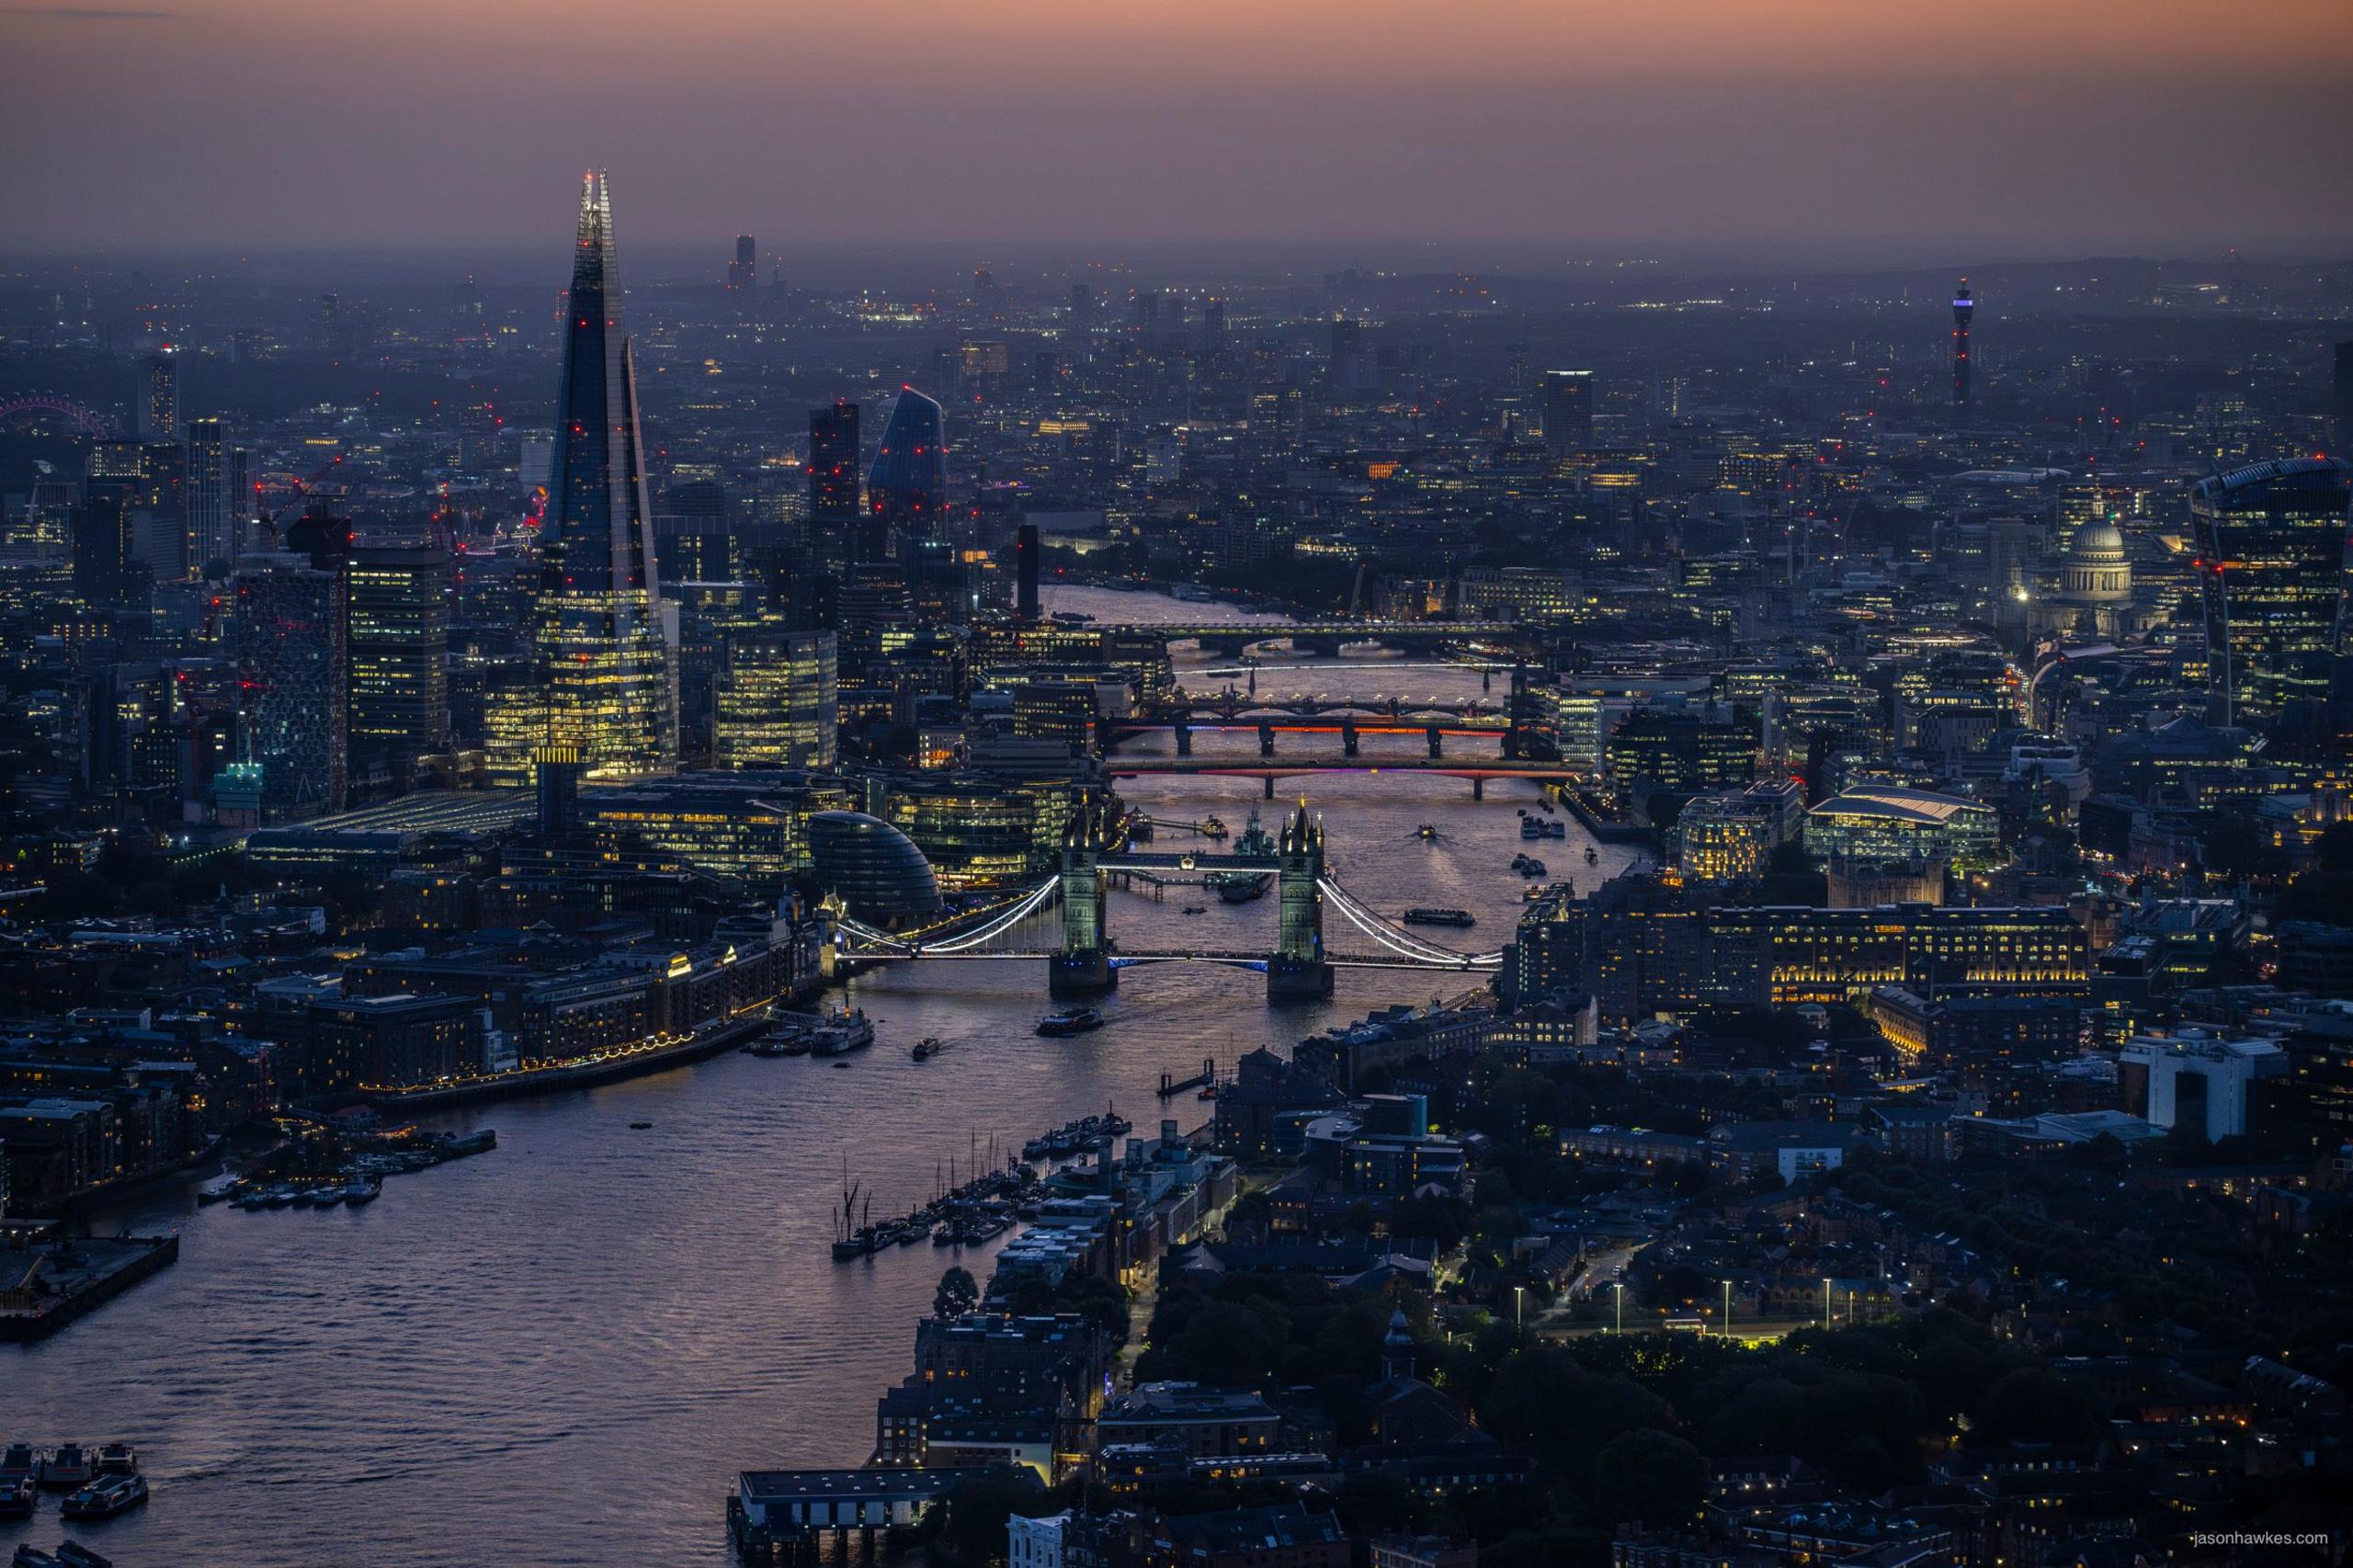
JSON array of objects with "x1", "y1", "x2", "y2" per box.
[{"x1": 4, "y1": 588, "x2": 1643, "y2": 1567}]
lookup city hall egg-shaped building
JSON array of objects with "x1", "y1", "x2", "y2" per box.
[{"x1": 806, "y1": 811, "x2": 941, "y2": 925}]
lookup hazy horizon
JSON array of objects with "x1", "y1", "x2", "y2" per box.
[{"x1": 4, "y1": 0, "x2": 2349, "y2": 258}]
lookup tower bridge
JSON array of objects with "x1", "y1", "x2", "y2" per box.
[
  {"x1": 1096, "y1": 619, "x2": 1509, "y2": 658},
  {"x1": 822, "y1": 803, "x2": 1502, "y2": 1004}
]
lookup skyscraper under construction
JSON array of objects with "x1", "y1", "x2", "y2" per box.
[{"x1": 536, "y1": 171, "x2": 676, "y2": 777}]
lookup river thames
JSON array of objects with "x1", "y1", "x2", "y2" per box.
[{"x1": 5, "y1": 587, "x2": 1639, "y2": 1567}]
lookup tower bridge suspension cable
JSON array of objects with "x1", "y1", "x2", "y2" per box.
[
  {"x1": 835, "y1": 876, "x2": 1063, "y2": 955},
  {"x1": 1316, "y1": 877, "x2": 1503, "y2": 968}
]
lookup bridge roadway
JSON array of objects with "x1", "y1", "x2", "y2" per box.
[
  {"x1": 1097, "y1": 619, "x2": 1504, "y2": 642},
  {"x1": 838, "y1": 947, "x2": 1494, "y2": 972},
  {"x1": 1105, "y1": 753, "x2": 1577, "y2": 796},
  {"x1": 1113, "y1": 720, "x2": 1507, "y2": 738},
  {"x1": 1154, "y1": 697, "x2": 1506, "y2": 719}
]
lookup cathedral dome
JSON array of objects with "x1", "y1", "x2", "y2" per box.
[{"x1": 2073, "y1": 522, "x2": 2126, "y2": 561}]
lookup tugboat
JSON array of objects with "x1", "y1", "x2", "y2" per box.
[
  {"x1": 807, "y1": 1007, "x2": 875, "y2": 1057},
  {"x1": 61, "y1": 1475, "x2": 148, "y2": 1520},
  {"x1": 1415, "y1": 823, "x2": 1439, "y2": 841},
  {"x1": 1035, "y1": 1007, "x2": 1105, "y2": 1038},
  {"x1": 911, "y1": 1037, "x2": 948, "y2": 1062}
]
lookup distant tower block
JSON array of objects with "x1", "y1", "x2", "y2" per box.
[
  {"x1": 1015, "y1": 522, "x2": 1040, "y2": 623},
  {"x1": 1951, "y1": 277, "x2": 1974, "y2": 407}
]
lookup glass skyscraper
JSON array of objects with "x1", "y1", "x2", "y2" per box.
[
  {"x1": 714, "y1": 630, "x2": 838, "y2": 769},
  {"x1": 865, "y1": 386, "x2": 947, "y2": 544},
  {"x1": 536, "y1": 171, "x2": 676, "y2": 778},
  {"x1": 234, "y1": 551, "x2": 347, "y2": 821},
  {"x1": 2190, "y1": 456, "x2": 2352, "y2": 729},
  {"x1": 185, "y1": 416, "x2": 241, "y2": 579},
  {"x1": 809, "y1": 399, "x2": 864, "y2": 566}
]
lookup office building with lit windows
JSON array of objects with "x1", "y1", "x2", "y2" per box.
[
  {"x1": 1806, "y1": 785, "x2": 2001, "y2": 874},
  {"x1": 138, "y1": 349, "x2": 179, "y2": 440},
  {"x1": 2189, "y1": 457, "x2": 2352, "y2": 729},
  {"x1": 533, "y1": 171, "x2": 676, "y2": 779},
  {"x1": 1677, "y1": 778, "x2": 1804, "y2": 883},
  {"x1": 714, "y1": 630, "x2": 838, "y2": 769},
  {"x1": 347, "y1": 540, "x2": 452, "y2": 773},
  {"x1": 876, "y1": 773, "x2": 1095, "y2": 889},
  {"x1": 1709, "y1": 903, "x2": 2086, "y2": 1007},
  {"x1": 574, "y1": 770, "x2": 858, "y2": 893},
  {"x1": 1540, "y1": 369, "x2": 1593, "y2": 454},
  {"x1": 1607, "y1": 705, "x2": 1757, "y2": 805}
]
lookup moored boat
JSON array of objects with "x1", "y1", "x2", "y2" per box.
[
  {"x1": 40, "y1": 1446, "x2": 90, "y2": 1491},
  {"x1": 808, "y1": 1007, "x2": 875, "y2": 1057},
  {"x1": 1207, "y1": 873, "x2": 1267, "y2": 903},
  {"x1": 93, "y1": 1444, "x2": 135, "y2": 1477},
  {"x1": 61, "y1": 1475, "x2": 148, "y2": 1520},
  {"x1": 55, "y1": 1543, "x2": 115, "y2": 1568}
]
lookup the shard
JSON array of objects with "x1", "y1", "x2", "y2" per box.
[{"x1": 536, "y1": 170, "x2": 676, "y2": 777}]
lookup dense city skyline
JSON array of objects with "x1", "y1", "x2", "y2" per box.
[
  {"x1": 4, "y1": 1, "x2": 2352, "y2": 254},
  {"x1": 6, "y1": 15, "x2": 2353, "y2": 1566}
]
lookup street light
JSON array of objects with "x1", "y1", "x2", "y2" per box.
[
  {"x1": 1512, "y1": 1285, "x2": 1525, "y2": 1333},
  {"x1": 1614, "y1": 1281, "x2": 1624, "y2": 1335},
  {"x1": 1723, "y1": 1280, "x2": 1733, "y2": 1340},
  {"x1": 1822, "y1": 1278, "x2": 1832, "y2": 1329}
]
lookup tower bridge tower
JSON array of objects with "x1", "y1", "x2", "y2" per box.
[
  {"x1": 1051, "y1": 802, "x2": 1119, "y2": 998},
  {"x1": 1267, "y1": 802, "x2": 1334, "y2": 1002}
]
